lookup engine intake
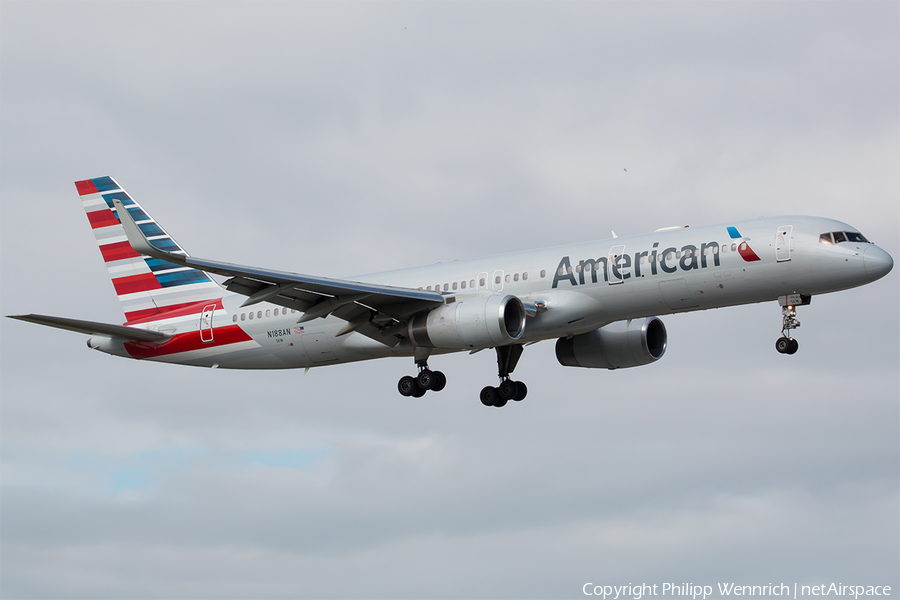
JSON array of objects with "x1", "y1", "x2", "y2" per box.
[
  {"x1": 408, "y1": 294, "x2": 526, "y2": 349},
  {"x1": 556, "y1": 317, "x2": 667, "y2": 369}
]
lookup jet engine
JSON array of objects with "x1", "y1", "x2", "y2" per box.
[
  {"x1": 556, "y1": 317, "x2": 667, "y2": 369},
  {"x1": 408, "y1": 294, "x2": 526, "y2": 349}
]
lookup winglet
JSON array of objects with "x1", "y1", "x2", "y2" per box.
[{"x1": 112, "y1": 197, "x2": 186, "y2": 266}]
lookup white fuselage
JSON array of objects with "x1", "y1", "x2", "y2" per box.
[{"x1": 91, "y1": 215, "x2": 892, "y2": 369}]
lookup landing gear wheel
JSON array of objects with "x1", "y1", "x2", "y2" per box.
[
  {"x1": 398, "y1": 375, "x2": 418, "y2": 396},
  {"x1": 410, "y1": 384, "x2": 426, "y2": 398},
  {"x1": 480, "y1": 386, "x2": 498, "y2": 407},
  {"x1": 513, "y1": 381, "x2": 527, "y2": 401},
  {"x1": 417, "y1": 369, "x2": 435, "y2": 390},
  {"x1": 775, "y1": 337, "x2": 790, "y2": 354},
  {"x1": 498, "y1": 379, "x2": 518, "y2": 401},
  {"x1": 787, "y1": 338, "x2": 799, "y2": 354},
  {"x1": 487, "y1": 344, "x2": 527, "y2": 407},
  {"x1": 431, "y1": 371, "x2": 447, "y2": 392}
]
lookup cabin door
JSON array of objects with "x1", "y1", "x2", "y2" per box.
[
  {"x1": 776, "y1": 226, "x2": 793, "y2": 262},
  {"x1": 200, "y1": 304, "x2": 216, "y2": 343}
]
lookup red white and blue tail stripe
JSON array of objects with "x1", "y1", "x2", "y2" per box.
[{"x1": 75, "y1": 176, "x2": 222, "y2": 323}]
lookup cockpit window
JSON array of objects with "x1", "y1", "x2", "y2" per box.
[{"x1": 818, "y1": 231, "x2": 871, "y2": 244}]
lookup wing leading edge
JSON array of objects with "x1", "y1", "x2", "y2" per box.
[{"x1": 111, "y1": 198, "x2": 444, "y2": 346}]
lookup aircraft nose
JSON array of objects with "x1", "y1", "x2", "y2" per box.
[{"x1": 864, "y1": 245, "x2": 893, "y2": 282}]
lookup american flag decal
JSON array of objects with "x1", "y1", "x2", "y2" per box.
[{"x1": 294, "y1": 326, "x2": 305, "y2": 334}]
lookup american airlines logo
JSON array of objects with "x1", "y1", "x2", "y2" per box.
[{"x1": 552, "y1": 230, "x2": 759, "y2": 289}]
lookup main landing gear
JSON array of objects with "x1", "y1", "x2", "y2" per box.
[
  {"x1": 775, "y1": 295, "x2": 809, "y2": 355},
  {"x1": 397, "y1": 345, "x2": 529, "y2": 407},
  {"x1": 480, "y1": 344, "x2": 528, "y2": 408},
  {"x1": 398, "y1": 349, "x2": 446, "y2": 398}
]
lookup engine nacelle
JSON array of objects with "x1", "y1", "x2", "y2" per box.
[
  {"x1": 555, "y1": 317, "x2": 667, "y2": 369},
  {"x1": 408, "y1": 294, "x2": 526, "y2": 349}
]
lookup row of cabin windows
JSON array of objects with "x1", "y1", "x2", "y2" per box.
[
  {"x1": 233, "y1": 307, "x2": 297, "y2": 323},
  {"x1": 418, "y1": 270, "x2": 549, "y2": 292}
]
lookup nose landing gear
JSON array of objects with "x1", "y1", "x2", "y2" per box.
[{"x1": 775, "y1": 294, "x2": 810, "y2": 355}]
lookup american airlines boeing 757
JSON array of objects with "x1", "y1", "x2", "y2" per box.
[{"x1": 9, "y1": 177, "x2": 894, "y2": 407}]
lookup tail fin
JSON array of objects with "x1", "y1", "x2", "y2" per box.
[{"x1": 75, "y1": 176, "x2": 222, "y2": 323}]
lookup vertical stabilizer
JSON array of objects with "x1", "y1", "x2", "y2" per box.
[{"x1": 75, "y1": 176, "x2": 222, "y2": 323}]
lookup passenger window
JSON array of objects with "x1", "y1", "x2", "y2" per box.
[
  {"x1": 257, "y1": 311, "x2": 262, "y2": 319},
  {"x1": 452, "y1": 282, "x2": 458, "y2": 290},
  {"x1": 283, "y1": 308, "x2": 288, "y2": 315},
  {"x1": 575, "y1": 264, "x2": 582, "y2": 274},
  {"x1": 833, "y1": 231, "x2": 847, "y2": 243},
  {"x1": 233, "y1": 314, "x2": 238, "y2": 323},
  {"x1": 522, "y1": 272, "x2": 528, "y2": 281},
  {"x1": 649, "y1": 254, "x2": 655, "y2": 262},
  {"x1": 731, "y1": 243, "x2": 737, "y2": 251},
  {"x1": 291, "y1": 309, "x2": 296, "y2": 314},
  {"x1": 248, "y1": 312, "x2": 254, "y2": 320},
  {"x1": 505, "y1": 274, "x2": 511, "y2": 283},
  {"x1": 426, "y1": 285, "x2": 431, "y2": 290},
  {"x1": 513, "y1": 273, "x2": 519, "y2": 282},
  {"x1": 443, "y1": 283, "x2": 449, "y2": 291},
  {"x1": 461, "y1": 280, "x2": 466, "y2": 289},
  {"x1": 265, "y1": 309, "x2": 270, "y2": 318},
  {"x1": 495, "y1": 275, "x2": 501, "y2": 284},
  {"x1": 470, "y1": 280, "x2": 475, "y2": 288},
  {"x1": 540, "y1": 270, "x2": 546, "y2": 278},
  {"x1": 480, "y1": 278, "x2": 486, "y2": 286}
]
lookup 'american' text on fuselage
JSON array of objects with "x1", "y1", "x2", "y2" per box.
[{"x1": 552, "y1": 241, "x2": 722, "y2": 288}]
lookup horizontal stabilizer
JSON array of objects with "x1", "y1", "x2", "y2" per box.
[{"x1": 7, "y1": 314, "x2": 170, "y2": 342}]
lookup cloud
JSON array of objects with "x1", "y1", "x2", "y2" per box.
[{"x1": 2, "y1": 1, "x2": 898, "y2": 598}]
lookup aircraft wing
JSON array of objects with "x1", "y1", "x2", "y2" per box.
[
  {"x1": 112, "y1": 198, "x2": 444, "y2": 345},
  {"x1": 7, "y1": 314, "x2": 170, "y2": 342}
]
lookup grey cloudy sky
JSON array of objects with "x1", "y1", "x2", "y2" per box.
[{"x1": 1, "y1": 2, "x2": 898, "y2": 598}]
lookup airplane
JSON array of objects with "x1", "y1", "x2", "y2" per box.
[{"x1": 8, "y1": 176, "x2": 894, "y2": 407}]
